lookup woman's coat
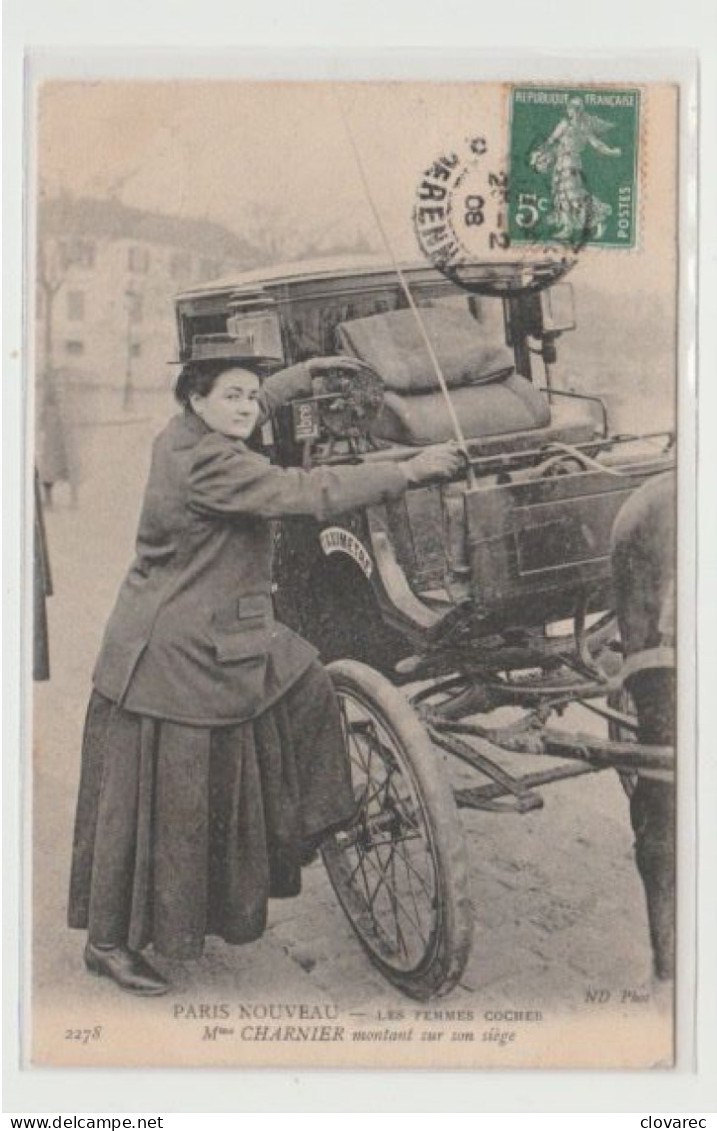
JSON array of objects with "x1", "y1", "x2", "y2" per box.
[{"x1": 92, "y1": 407, "x2": 408, "y2": 725}]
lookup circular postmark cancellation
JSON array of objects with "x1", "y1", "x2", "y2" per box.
[
  {"x1": 412, "y1": 87, "x2": 640, "y2": 276},
  {"x1": 412, "y1": 135, "x2": 512, "y2": 275},
  {"x1": 411, "y1": 132, "x2": 582, "y2": 285}
]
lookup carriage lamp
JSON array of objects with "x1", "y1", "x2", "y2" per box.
[
  {"x1": 540, "y1": 282, "x2": 576, "y2": 335},
  {"x1": 224, "y1": 287, "x2": 285, "y2": 363}
]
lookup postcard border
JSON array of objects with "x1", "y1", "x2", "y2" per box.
[{"x1": 3, "y1": 34, "x2": 714, "y2": 1116}]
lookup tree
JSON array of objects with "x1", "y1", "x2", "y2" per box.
[
  {"x1": 241, "y1": 201, "x2": 298, "y2": 265},
  {"x1": 35, "y1": 194, "x2": 82, "y2": 504},
  {"x1": 37, "y1": 236, "x2": 70, "y2": 376},
  {"x1": 36, "y1": 189, "x2": 80, "y2": 375},
  {"x1": 241, "y1": 201, "x2": 378, "y2": 266}
]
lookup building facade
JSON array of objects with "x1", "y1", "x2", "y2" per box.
[{"x1": 36, "y1": 196, "x2": 256, "y2": 399}]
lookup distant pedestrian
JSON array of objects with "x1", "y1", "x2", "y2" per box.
[
  {"x1": 37, "y1": 369, "x2": 80, "y2": 507},
  {"x1": 33, "y1": 469, "x2": 53, "y2": 681}
]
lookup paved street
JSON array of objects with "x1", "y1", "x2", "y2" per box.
[{"x1": 30, "y1": 399, "x2": 671, "y2": 1069}]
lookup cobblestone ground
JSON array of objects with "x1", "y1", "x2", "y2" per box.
[{"x1": 30, "y1": 404, "x2": 671, "y2": 1068}]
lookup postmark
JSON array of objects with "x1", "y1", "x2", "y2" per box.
[
  {"x1": 507, "y1": 86, "x2": 640, "y2": 249},
  {"x1": 411, "y1": 134, "x2": 588, "y2": 279},
  {"x1": 412, "y1": 136, "x2": 511, "y2": 272}
]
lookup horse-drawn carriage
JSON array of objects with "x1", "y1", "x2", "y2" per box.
[{"x1": 174, "y1": 257, "x2": 676, "y2": 999}]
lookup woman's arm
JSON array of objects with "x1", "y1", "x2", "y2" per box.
[
  {"x1": 587, "y1": 134, "x2": 621, "y2": 156},
  {"x1": 188, "y1": 433, "x2": 462, "y2": 522},
  {"x1": 544, "y1": 119, "x2": 567, "y2": 147},
  {"x1": 258, "y1": 357, "x2": 377, "y2": 418},
  {"x1": 258, "y1": 362, "x2": 314, "y2": 417}
]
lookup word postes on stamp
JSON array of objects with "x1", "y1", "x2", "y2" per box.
[{"x1": 507, "y1": 86, "x2": 640, "y2": 249}]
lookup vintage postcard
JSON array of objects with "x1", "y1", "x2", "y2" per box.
[{"x1": 28, "y1": 74, "x2": 681, "y2": 1070}]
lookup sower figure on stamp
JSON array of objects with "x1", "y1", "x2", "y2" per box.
[
  {"x1": 611, "y1": 472, "x2": 676, "y2": 983},
  {"x1": 67, "y1": 347, "x2": 462, "y2": 996},
  {"x1": 529, "y1": 96, "x2": 622, "y2": 242}
]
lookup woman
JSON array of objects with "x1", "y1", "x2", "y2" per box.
[
  {"x1": 68, "y1": 354, "x2": 462, "y2": 995},
  {"x1": 37, "y1": 368, "x2": 81, "y2": 508},
  {"x1": 530, "y1": 96, "x2": 621, "y2": 242}
]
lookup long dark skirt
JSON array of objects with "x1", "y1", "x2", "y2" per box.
[{"x1": 68, "y1": 661, "x2": 355, "y2": 960}]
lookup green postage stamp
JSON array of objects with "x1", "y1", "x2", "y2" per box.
[{"x1": 508, "y1": 86, "x2": 640, "y2": 248}]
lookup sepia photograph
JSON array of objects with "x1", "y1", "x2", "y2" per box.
[{"x1": 27, "y1": 75, "x2": 680, "y2": 1070}]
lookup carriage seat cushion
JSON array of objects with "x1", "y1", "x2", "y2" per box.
[
  {"x1": 336, "y1": 305, "x2": 550, "y2": 445},
  {"x1": 336, "y1": 306, "x2": 515, "y2": 394},
  {"x1": 371, "y1": 375, "x2": 551, "y2": 446}
]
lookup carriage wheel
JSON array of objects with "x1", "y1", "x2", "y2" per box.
[{"x1": 321, "y1": 660, "x2": 473, "y2": 999}]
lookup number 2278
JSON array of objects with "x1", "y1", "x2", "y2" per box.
[{"x1": 64, "y1": 1026, "x2": 102, "y2": 1044}]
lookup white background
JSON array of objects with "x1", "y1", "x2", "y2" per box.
[{"x1": 3, "y1": 0, "x2": 717, "y2": 1115}]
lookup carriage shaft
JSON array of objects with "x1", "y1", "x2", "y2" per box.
[
  {"x1": 454, "y1": 761, "x2": 600, "y2": 811},
  {"x1": 428, "y1": 714, "x2": 673, "y2": 795}
]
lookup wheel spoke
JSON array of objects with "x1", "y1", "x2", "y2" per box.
[
  {"x1": 341, "y1": 707, "x2": 368, "y2": 775},
  {"x1": 346, "y1": 719, "x2": 393, "y2": 809},
  {"x1": 363, "y1": 717, "x2": 379, "y2": 791},
  {"x1": 321, "y1": 671, "x2": 472, "y2": 987},
  {"x1": 397, "y1": 838, "x2": 428, "y2": 934},
  {"x1": 388, "y1": 841, "x2": 410, "y2": 959},
  {"x1": 351, "y1": 842, "x2": 409, "y2": 958},
  {"x1": 343, "y1": 797, "x2": 433, "y2": 940},
  {"x1": 345, "y1": 845, "x2": 366, "y2": 888},
  {"x1": 392, "y1": 839, "x2": 434, "y2": 899},
  {"x1": 359, "y1": 846, "x2": 429, "y2": 946},
  {"x1": 383, "y1": 775, "x2": 420, "y2": 833},
  {"x1": 354, "y1": 842, "x2": 383, "y2": 940},
  {"x1": 380, "y1": 831, "x2": 431, "y2": 945},
  {"x1": 362, "y1": 765, "x2": 395, "y2": 813},
  {"x1": 362, "y1": 841, "x2": 408, "y2": 956},
  {"x1": 339, "y1": 785, "x2": 435, "y2": 954}
]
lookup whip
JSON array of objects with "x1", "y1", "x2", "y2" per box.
[{"x1": 334, "y1": 90, "x2": 475, "y2": 486}]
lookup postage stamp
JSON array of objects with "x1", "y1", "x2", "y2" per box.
[{"x1": 507, "y1": 86, "x2": 640, "y2": 249}]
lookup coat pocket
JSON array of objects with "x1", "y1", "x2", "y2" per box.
[
  {"x1": 211, "y1": 624, "x2": 270, "y2": 664},
  {"x1": 208, "y1": 595, "x2": 272, "y2": 665}
]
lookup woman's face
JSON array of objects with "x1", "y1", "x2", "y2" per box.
[{"x1": 190, "y1": 368, "x2": 261, "y2": 440}]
